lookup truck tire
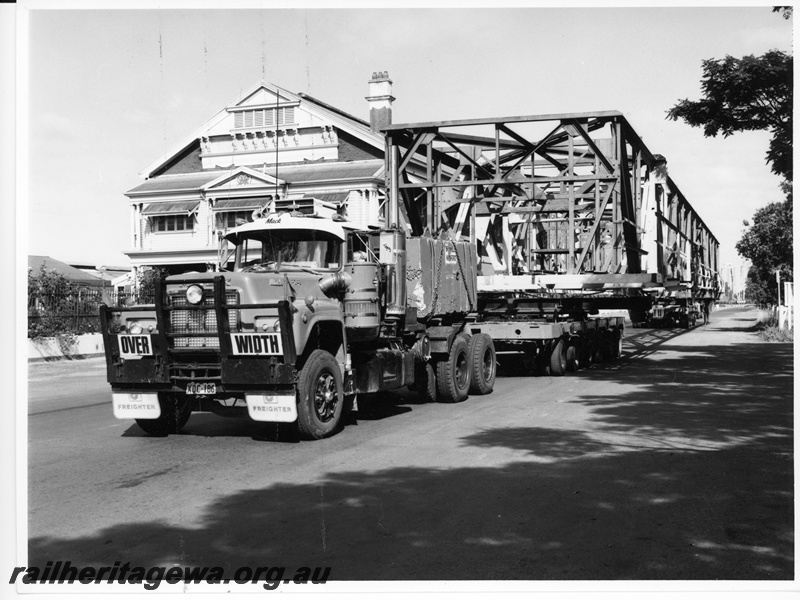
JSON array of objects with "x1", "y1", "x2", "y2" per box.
[
  {"x1": 435, "y1": 336, "x2": 470, "y2": 403},
  {"x1": 579, "y1": 337, "x2": 594, "y2": 368},
  {"x1": 566, "y1": 339, "x2": 580, "y2": 372},
  {"x1": 592, "y1": 333, "x2": 605, "y2": 364},
  {"x1": 296, "y1": 350, "x2": 343, "y2": 440},
  {"x1": 468, "y1": 333, "x2": 496, "y2": 395},
  {"x1": 611, "y1": 328, "x2": 623, "y2": 359},
  {"x1": 600, "y1": 329, "x2": 616, "y2": 360},
  {"x1": 135, "y1": 393, "x2": 192, "y2": 437},
  {"x1": 549, "y1": 338, "x2": 567, "y2": 376},
  {"x1": 415, "y1": 362, "x2": 437, "y2": 403}
]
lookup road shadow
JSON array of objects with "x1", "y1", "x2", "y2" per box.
[
  {"x1": 568, "y1": 341, "x2": 793, "y2": 444},
  {"x1": 28, "y1": 430, "x2": 792, "y2": 581},
  {"x1": 29, "y1": 340, "x2": 793, "y2": 580},
  {"x1": 122, "y1": 415, "x2": 302, "y2": 443},
  {"x1": 29, "y1": 306, "x2": 793, "y2": 581}
]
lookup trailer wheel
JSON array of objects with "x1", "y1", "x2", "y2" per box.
[
  {"x1": 611, "y1": 328, "x2": 622, "y2": 359},
  {"x1": 566, "y1": 340, "x2": 580, "y2": 372},
  {"x1": 600, "y1": 329, "x2": 616, "y2": 360},
  {"x1": 468, "y1": 333, "x2": 496, "y2": 395},
  {"x1": 135, "y1": 393, "x2": 192, "y2": 437},
  {"x1": 579, "y1": 337, "x2": 595, "y2": 368},
  {"x1": 436, "y1": 336, "x2": 470, "y2": 403},
  {"x1": 592, "y1": 334, "x2": 606, "y2": 364},
  {"x1": 297, "y1": 350, "x2": 343, "y2": 440},
  {"x1": 549, "y1": 338, "x2": 568, "y2": 376},
  {"x1": 414, "y1": 362, "x2": 437, "y2": 403}
]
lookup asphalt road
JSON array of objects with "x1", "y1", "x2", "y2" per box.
[{"x1": 26, "y1": 306, "x2": 793, "y2": 582}]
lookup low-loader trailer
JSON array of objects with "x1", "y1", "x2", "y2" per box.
[{"x1": 382, "y1": 111, "x2": 719, "y2": 374}]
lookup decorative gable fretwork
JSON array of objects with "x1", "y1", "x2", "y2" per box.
[{"x1": 231, "y1": 128, "x2": 303, "y2": 152}]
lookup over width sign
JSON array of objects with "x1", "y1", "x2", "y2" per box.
[{"x1": 230, "y1": 333, "x2": 283, "y2": 355}]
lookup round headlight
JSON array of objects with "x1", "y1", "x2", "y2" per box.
[
  {"x1": 186, "y1": 285, "x2": 204, "y2": 305},
  {"x1": 273, "y1": 319, "x2": 281, "y2": 332},
  {"x1": 128, "y1": 321, "x2": 143, "y2": 334}
]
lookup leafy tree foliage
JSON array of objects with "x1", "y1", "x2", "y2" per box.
[
  {"x1": 27, "y1": 265, "x2": 109, "y2": 340},
  {"x1": 136, "y1": 266, "x2": 169, "y2": 301},
  {"x1": 667, "y1": 49, "x2": 793, "y2": 184},
  {"x1": 736, "y1": 200, "x2": 793, "y2": 305},
  {"x1": 27, "y1": 264, "x2": 81, "y2": 341},
  {"x1": 773, "y1": 6, "x2": 793, "y2": 20}
]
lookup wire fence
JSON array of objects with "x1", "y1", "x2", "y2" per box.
[{"x1": 28, "y1": 289, "x2": 156, "y2": 338}]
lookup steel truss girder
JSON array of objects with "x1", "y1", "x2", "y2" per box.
[{"x1": 384, "y1": 111, "x2": 719, "y2": 297}]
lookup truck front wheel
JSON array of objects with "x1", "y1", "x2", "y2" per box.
[
  {"x1": 297, "y1": 350, "x2": 343, "y2": 440},
  {"x1": 135, "y1": 393, "x2": 192, "y2": 437},
  {"x1": 435, "y1": 336, "x2": 471, "y2": 403},
  {"x1": 413, "y1": 362, "x2": 437, "y2": 403}
]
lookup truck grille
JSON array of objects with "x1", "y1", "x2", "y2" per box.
[
  {"x1": 169, "y1": 363, "x2": 222, "y2": 382},
  {"x1": 171, "y1": 291, "x2": 238, "y2": 348}
]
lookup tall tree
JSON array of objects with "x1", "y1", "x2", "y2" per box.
[
  {"x1": 667, "y1": 49, "x2": 793, "y2": 185},
  {"x1": 735, "y1": 199, "x2": 793, "y2": 305}
]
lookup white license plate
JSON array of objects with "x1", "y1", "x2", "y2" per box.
[
  {"x1": 117, "y1": 334, "x2": 153, "y2": 359},
  {"x1": 186, "y1": 382, "x2": 216, "y2": 395},
  {"x1": 246, "y1": 394, "x2": 297, "y2": 423},
  {"x1": 112, "y1": 392, "x2": 161, "y2": 419}
]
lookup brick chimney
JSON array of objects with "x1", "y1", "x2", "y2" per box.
[{"x1": 366, "y1": 71, "x2": 394, "y2": 133}]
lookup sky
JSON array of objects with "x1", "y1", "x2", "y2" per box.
[{"x1": 19, "y1": 2, "x2": 793, "y2": 272}]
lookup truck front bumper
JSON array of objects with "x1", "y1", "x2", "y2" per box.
[{"x1": 100, "y1": 275, "x2": 298, "y2": 395}]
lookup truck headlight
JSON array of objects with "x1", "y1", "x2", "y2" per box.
[
  {"x1": 186, "y1": 285, "x2": 204, "y2": 305},
  {"x1": 127, "y1": 321, "x2": 143, "y2": 334},
  {"x1": 260, "y1": 320, "x2": 281, "y2": 332}
]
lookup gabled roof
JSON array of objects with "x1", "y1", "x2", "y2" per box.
[
  {"x1": 28, "y1": 256, "x2": 105, "y2": 286},
  {"x1": 126, "y1": 160, "x2": 384, "y2": 196},
  {"x1": 126, "y1": 172, "x2": 222, "y2": 195},
  {"x1": 137, "y1": 81, "x2": 385, "y2": 180},
  {"x1": 204, "y1": 166, "x2": 283, "y2": 192}
]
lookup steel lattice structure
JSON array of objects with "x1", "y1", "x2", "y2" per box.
[{"x1": 384, "y1": 111, "x2": 719, "y2": 299}]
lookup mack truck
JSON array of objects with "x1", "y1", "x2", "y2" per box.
[{"x1": 100, "y1": 196, "x2": 495, "y2": 439}]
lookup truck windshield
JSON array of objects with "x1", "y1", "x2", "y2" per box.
[{"x1": 236, "y1": 230, "x2": 342, "y2": 273}]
